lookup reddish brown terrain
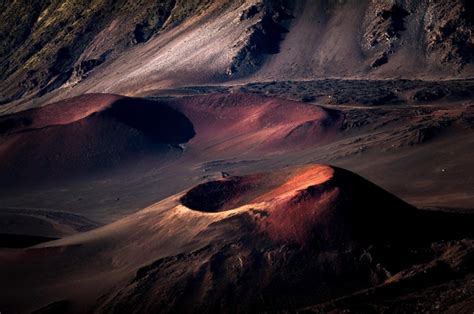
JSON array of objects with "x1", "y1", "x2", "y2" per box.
[
  {"x1": 0, "y1": 94, "x2": 194, "y2": 185},
  {"x1": 172, "y1": 93, "x2": 342, "y2": 154},
  {"x1": 0, "y1": 91, "x2": 473, "y2": 313},
  {"x1": 1, "y1": 0, "x2": 473, "y2": 313},
  {"x1": 1, "y1": 164, "x2": 473, "y2": 313}
]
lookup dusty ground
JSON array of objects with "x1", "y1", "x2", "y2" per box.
[
  {"x1": 1, "y1": 164, "x2": 473, "y2": 313},
  {"x1": 0, "y1": 80, "x2": 472, "y2": 313},
  {"x1": 1, "y1": 80, "x2": 472, "y2": 227}
]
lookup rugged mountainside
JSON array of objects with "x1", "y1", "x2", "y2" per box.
[
  {"x1": 252, "y1": 0, "x2": 474, "y2": 80},
  {"x1": 1, "y1": 0, "x2": 473, "y2": 110},
  {"x1": 0, "y1": 0, "x2": 215, "y2": 105}
]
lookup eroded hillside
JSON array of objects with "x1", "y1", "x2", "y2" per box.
[
  {"x1": 0, "y1": 0, "x2": 216, "y2": 104},
  {"x1": 1, "y1": 0, "x2": 473, "y2": 109}
]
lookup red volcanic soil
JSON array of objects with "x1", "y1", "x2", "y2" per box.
[
  {"x1": 1, "y1": 92, "x2": 472, "y2": 312},
  {"x1": 181, "y1": 165, "x2": 473, "y2": 247},
  {"x1": 0, "y1": 94, "x2": 194, "y2": 185},
  {"x1": 167, "y1": 93, "x2": 342, "y2": 155},
  {"x1": 0, "y1": 92, "x2": 344, "y2": 238},
  {"x1": 0, "y1": 92, "x2": 341, "y2": 188},
  {"x1": 0, "y1": 94, "x2": 121, "y2": 134},
  {"x1": 97, "y1": 165, "x2": 473, "y2": 313},
  {"x1": 0, "y1": 164, "x2": 473, "y2": 313}
]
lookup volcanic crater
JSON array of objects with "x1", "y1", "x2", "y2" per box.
[
  {"x1": 93, "y1": 165, "x2": 474, "y2": 313},
  {"x1": 0, "y1": 94, "x2": 195, "y2": 185}
]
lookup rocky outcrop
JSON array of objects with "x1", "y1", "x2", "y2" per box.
[
  {"x1": 362, "y1": 0, "x2": 473, "y2": 70},
  {"x1": 424, "y1": 0, "x2": 474, "y2": 69},
  {"x1": 1, "y1": 0, "x2": 474, "y2": 106},
  {"x1": 362, "y1": 1, "x2": 409, "y2": 68},
  {"x1": 226, "y1": 1, "x2": 292, "y2": 76}
]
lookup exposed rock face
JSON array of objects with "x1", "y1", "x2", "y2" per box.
[
  {"x1": 1, "y1": 0, "x2": 474, "y2": 106},
  {"x1": 227, "y1": 1, "x2": 292, "y2": 76},
  {"x1": 362, "y1": 1, "x2": 409, "y2": 68},
  {"x1": 66, "y1": 58, "x2": 105, "y2": 87},
  {"x1": 424, "y1": 0, "x2": 474, "y2": 69},
  {"x1": 361, "y1": 0, "x2": 474, "y2": 70}
]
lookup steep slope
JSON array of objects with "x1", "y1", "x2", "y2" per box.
[
  {"x1": 251, "y1": 0, "x2": 474, "y2": 81},
  {"x1": 101, "y1": 166, "x2": 473, "y2": 313},
  {"x1": 0, "y1": 0, "x2": 215, "y2": 104},
  {"x1": 0, "y1": 94, "x2": 195, "y2": 186},
  {"x1": 0, "y1": 165, "x2": 472, "y2": 313},
  {"x1": 168, "y1": 93, "x2": 343, "y2": 156},
  {"x1": 2, "y1": 0, "x2": 473, "y2": 109}
]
